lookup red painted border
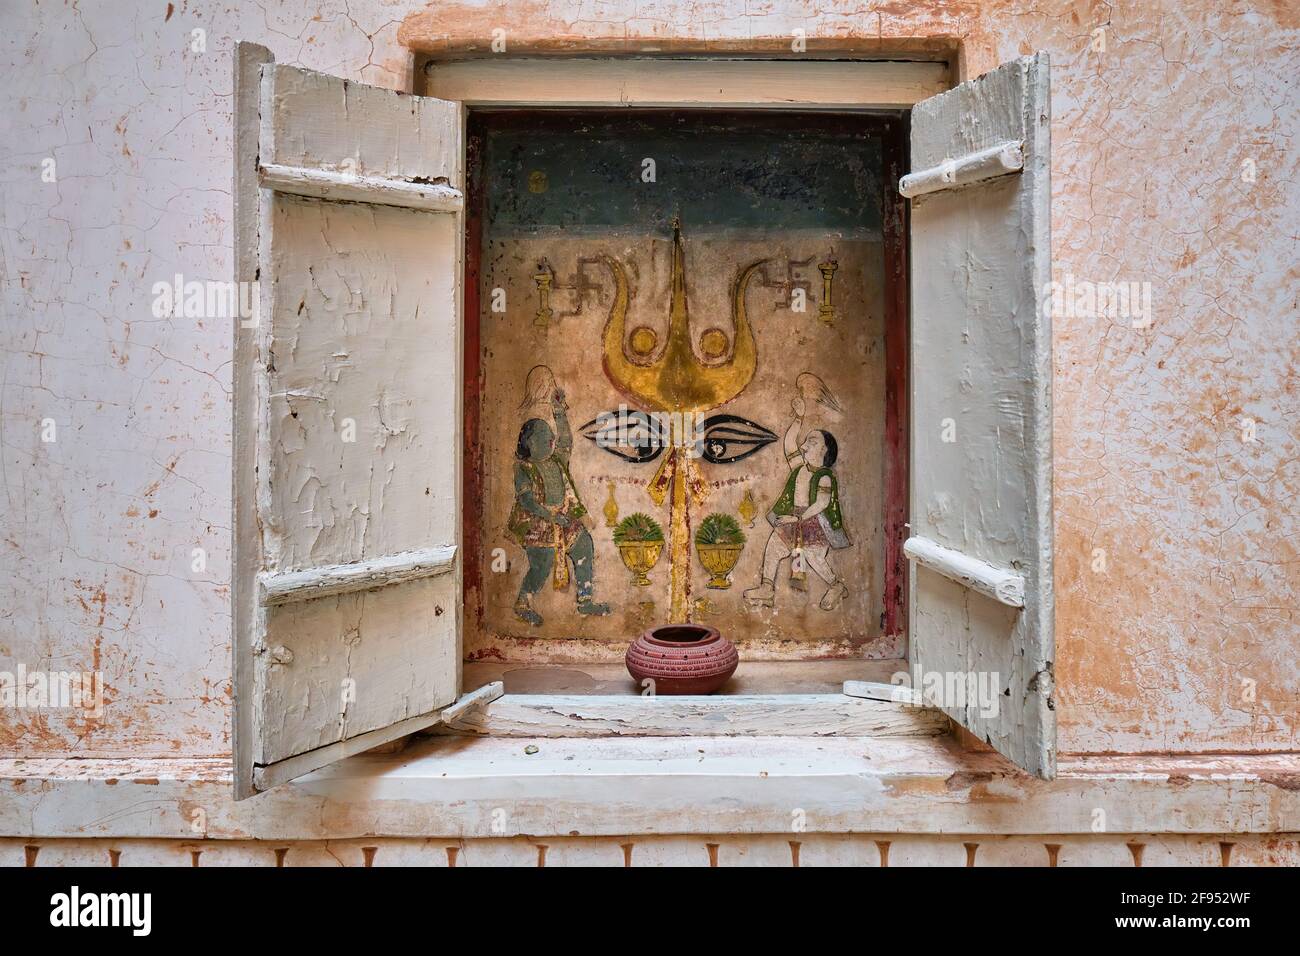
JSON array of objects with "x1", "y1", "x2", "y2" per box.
[
  {"x1": 463, "y1": 121, "x2": 485, "y2": 631},
  {"x1": 880, "y1": 115, "x2": 910, "y2": 641}
]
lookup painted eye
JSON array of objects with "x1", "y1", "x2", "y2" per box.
[
  {"x1": 580, "y1": 409, "x2": 667, "y2": 463},
  {"x1": 699, "y1": 415, "x2": 777, "y2": 464}
]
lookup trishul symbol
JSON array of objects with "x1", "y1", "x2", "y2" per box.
[
  {"x1": 596, "y1": 220, "x2": 768, "y2": 623},
  {"x1": 600, "y1": 218, "x2": 765, "y2": 413}
]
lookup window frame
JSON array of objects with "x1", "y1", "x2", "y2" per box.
[
  {"x1": 423, "y1": 56, "x2": 946, "y2": 719},
  {"x1": 232, "y1": 51, "x2": 1058, "y2": 786}
]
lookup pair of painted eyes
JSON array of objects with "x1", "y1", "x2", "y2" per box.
[{"x1": 579, "y1": 412, "x2": 777, "y2": 464}]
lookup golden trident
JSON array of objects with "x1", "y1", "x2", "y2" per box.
[{"x1": 600, "y1": 219, "x2": 766, "y2": 621}]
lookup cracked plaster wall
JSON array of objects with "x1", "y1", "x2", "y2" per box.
[{"x1": 0, "y1": 0, "x2": 1295, "y2": 760}]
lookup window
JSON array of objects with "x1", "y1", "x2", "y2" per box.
[
  {"x1": 232, "y1": 48, "x2": 1054, "y2": 798},
  {"x1": 464, "y1": 109, "x2": 909, "y2": 673}
]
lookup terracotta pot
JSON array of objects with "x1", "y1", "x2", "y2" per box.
[{"x1": 625, "y1": 624, "x2": 739, "y2": 695}]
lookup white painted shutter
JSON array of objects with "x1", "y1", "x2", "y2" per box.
[
  {"x1": 233, "y1": 46, "x2": 464, "y2": 796},
  {"x1": 901, "y1": 54, "x2": 1055, "y2": 778}
]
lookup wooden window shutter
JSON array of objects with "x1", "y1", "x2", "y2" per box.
[
  {"x1": 900, "y1": 54, "x2": 1056, "y2": 778},
  {"x1": 232, "y1": 45, "x2": 466, "y2": 797}
]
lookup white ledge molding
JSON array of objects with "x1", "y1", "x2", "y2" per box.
[
  {"x1": 258, "y1": 163, "x2": 464, "y2": 212},
  {"x1": 259, "y1": 544, "x2": 457, "y2": 606},
  {"x1": 436, "y1": 693, "x2": 949, "y2": 738},
  {"x1": 898, "y1": 140, "x2": 1024, "y2": 198},
  {"x1": 3, "y1": 744, "x2": 1296, "y2": 840},
  {"x1": 903, "y1": 536, "x2": 1025, "y2": 608}
]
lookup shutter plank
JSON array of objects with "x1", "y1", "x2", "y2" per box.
[
  {"x1": 234, "y1": 57, "x2": 464, "y2": 795},
  {"x1": 904, "y1": 54, "x2": 1055, "y2": 778}
]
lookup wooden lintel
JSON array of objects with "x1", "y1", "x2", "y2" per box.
[{"x1": 425, "y1": 58, "x2": 950, "y2": 109}]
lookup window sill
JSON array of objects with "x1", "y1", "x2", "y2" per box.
[
  {"x1": 460, "y1": 658, "x2": 900, "y2": 695},
  {"x1": 2, "y1": 737, "x2": 1296, "y2": 841},
  {"x1": 438, "y1": 669, "x2": 947, "y2": 737}
]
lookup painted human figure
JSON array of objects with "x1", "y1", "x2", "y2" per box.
[
  {"x1": 507, "y1": 385, "x2": 611, "y2": 625},
  {"x1": 743, "y1": 395, "x2": 850, "y2": 611}
]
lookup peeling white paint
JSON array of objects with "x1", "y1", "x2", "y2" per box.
[{"x1": 908, "y1": 55, "x2": 1056, "y2": 778}]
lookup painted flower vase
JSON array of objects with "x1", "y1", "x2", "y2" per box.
[
  {"x1": 696, "y1": 542, "x2": 744, "y2": 589},
  {"x1": 694, "y1": 512, "x2": 746, "y2": 589},
  {"x1": 617, "y1": 541, "x2": 663, "y2": 587},
  {"x1": 613, "y1": 513, "x2": 665, "y2": 587}
]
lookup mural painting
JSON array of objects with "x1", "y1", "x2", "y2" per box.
[
  {"x1": 470, "y1": 112, "x2": 893, "y2": 661},
  {"x1": 507, "y1": 365, "x2": 611, "y2": 625},
  {"x1": 744, "y1": 378, "x2": 852, "y2": 612}
]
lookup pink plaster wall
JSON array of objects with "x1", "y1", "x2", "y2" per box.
[{"x1": 0, "y1": 0, "x2": 1294, "y2": 759}]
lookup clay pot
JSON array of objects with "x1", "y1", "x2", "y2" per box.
[{"x1": 625, "y1": 624, "x2": 739, "y2": 695}]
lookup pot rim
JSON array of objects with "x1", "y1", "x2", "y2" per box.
[{"x1": 638, "y1": 624, "x2": 723, "y2": 649}]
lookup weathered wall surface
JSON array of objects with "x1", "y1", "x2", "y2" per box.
[{"x1": 0, "y1": 0, "x2": 1295, "y2": 758}]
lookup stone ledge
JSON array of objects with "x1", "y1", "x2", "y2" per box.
[{"x1": 2, "y1": 737, "x2": 1296, "y2": 841}]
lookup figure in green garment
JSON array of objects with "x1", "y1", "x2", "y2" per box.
[
  {"x1": 743, "y1": 394, "x2": 851, "y2": 611},
  {"x1": 507, "y1": 367, "x2": 611, "y2": 626}
]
